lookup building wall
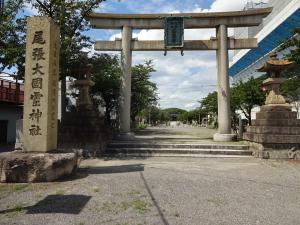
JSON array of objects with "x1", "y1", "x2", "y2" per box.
[
  {"x1": 0, "y1": 105, "x2": 23, "y2": 143},
  {"x1": 232, "y1": 0, "x2": 300, "y2": 82},
  {"x1": 234, "y1": 0, "x2": 292, "y2": 56}
]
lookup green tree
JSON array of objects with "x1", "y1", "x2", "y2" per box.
[
  {"x1": 280, "y1": 27, "x2": 300, "y2": 77},
  {"x1": 89, "y1": 54, "x2": 121, "y2": 124},
  {"x1": 199, "y1": 91, "x2": 218, "y2": 115},
  {"x1": 0, "y1": 0, "x2": 26, "y2": 79},
  {"x1": 279, "y1": 27, "x2": 300, "y2": 117},
  {"x1": 162, "y1": 108, "x2": 187, "y2": 121},
  {"x1": 281, "y1": 76, "x2": 300, "y2": 117},
  {"x1": 139, "y1": 106, "x2": 161, "y2": 125},
  {"x1": 231, "y1": 76, "x2": 265, "y2": 125},
  {"x1": 131, "y1": 61, "x2": 159, "y2": 124}
]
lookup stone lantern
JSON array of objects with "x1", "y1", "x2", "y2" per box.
[
  {"x1": 58, "y1": 64, "x2": 112, "y2": 157},
  {"x1": 73, "y1": 64, "x2": 95, "y2": 111},
  {"x1": 243, "y1": 52, "x2": 300, "y2": 159}
]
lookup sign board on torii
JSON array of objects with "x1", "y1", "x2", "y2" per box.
[{"x1": 88, "y1": 8, "x2": 272, "y2": 142}]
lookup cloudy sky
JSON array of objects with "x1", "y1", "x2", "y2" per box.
[{"x1": 25, "y1": 0, "x2": 264, "y2": 110}]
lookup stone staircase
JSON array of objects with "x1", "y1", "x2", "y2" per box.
[{"x1": 104, "y1": 140, "x2": 252, "y2": 158}]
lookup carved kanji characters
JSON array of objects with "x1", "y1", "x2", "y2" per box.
[
  {"x1": 32, "y1": 48, "x2": 45, "y2": 61},
  {"x1": 32, "y1": 63, "x2": 45, "y2": 76},
  {"x1": 29, "y1": 125, "x2": 42, "y2": 136},
  {"x1": 32, "y1": 31, "x2": 45, "y2": 44},
  {"x1": 32, "y1": 78, "x2": 42, "y2": 89},
  {"x1": 29, "y1": 109, "x2": 42, "y2": 123},
  {"x1": 30, "y1": 92, "x2": 43, "y2": 107}
]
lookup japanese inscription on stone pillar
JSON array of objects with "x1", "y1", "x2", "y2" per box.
[{"x1": 23, "y1": 17, "x2": 60, "y2": 152}]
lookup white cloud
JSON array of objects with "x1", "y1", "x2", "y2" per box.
[{"x1": 206, "y1": 0, "x2": 246, "y2": 12}]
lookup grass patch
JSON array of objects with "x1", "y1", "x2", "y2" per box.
[
  {"x1": 206, "y1": 198, "x2": 226, "y2": 206},
  {"x1": 13, "y1": 184, "x2": 30, "y2": 192},
  {"x1": 0, "y1": 184, "x2": 9, "y2": 193},
  {"x1": 121, "y1": 200, "x2": 150, "y2": 214},
  {"x1": 101, "y1": 202, "x2": 117, "y2": 213},
  {"x1": 6, "y1": 203, "x2": 24, "y2": 218},
  {"x1": 136, "y1": 123, "x2": 148, "y2": 130},
  {"x1": 0, "y1": 184, "x2": 31, "y2": 198},
  {"x1": 129, "y1": 190, "x2": 141, "y2": 195},
  {"x1": 101, "y1": 199, "x2": 150, "y2": 215},
  {"x1": 55, "y1": 189, "x2": 66, "y2": 195}
]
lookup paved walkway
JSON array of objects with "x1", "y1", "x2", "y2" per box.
[
  {"x1": 0, "y1": 127, "x2": 299, "y2": 225},
  {"x1": 134, "y1": 126, "x2": 217, "y2": 141},
  {"x1": 132, "y1": 126, "x2": 244, "y2": 145},
  {"x1": 0, "y1": 157, "x2": 300, "y2": 225}
]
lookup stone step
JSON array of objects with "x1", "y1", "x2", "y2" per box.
[
  {"x1": 107, "y1": 142, "x2": 249, "y2": 150},
  {"x1": 106, "y1": 147, "x2": 252, "y2": 156},
  {"x1": 104, "y1": 153, "x2": 252, "y2": 158}
]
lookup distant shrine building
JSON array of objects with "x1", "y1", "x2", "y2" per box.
[{"x1": 230, "y1": 0, "x2": 300, "y2": 82}]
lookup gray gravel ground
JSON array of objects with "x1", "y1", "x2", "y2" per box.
[{"x1": 0, "y1": 157, "x2": 300, "y2": 225}]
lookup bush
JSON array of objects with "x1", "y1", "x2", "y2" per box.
[{"x1": 136, "y1": 123, "x2": 148, "y2": 129}]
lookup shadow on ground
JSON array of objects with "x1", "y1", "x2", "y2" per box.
[
  {"x1": 79, "y1": 164, "x2": 144, "y2": 174},
  {"x1": 0, "y1": 195, "x2": 91, "y2": 215}
]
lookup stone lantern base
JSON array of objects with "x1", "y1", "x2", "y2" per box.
[
  {"x1": 58, "y1": 109, "x2": 112, "y2": 158},
  {"x1": 243, "y1": 105, "x2": 300, "y2": 159}
]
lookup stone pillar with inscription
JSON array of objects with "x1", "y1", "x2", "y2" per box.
[
  {"x1": 23, "y1": 17, "x2": 60, "y2": 152},
  {"x1": 0, "y1": 17, "x2": 78, "y2": 183}
]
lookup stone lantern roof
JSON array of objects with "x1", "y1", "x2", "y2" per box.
[{"x1": 257, "y1": 52, "x2": 295, "y2": 75}]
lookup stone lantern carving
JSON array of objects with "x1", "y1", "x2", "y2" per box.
[
  {"x1": 243, "y1": 52, "x2": 300, "y2": 159},
  {"x1": 74, "y1": 64, "x2": 95, "y2": 111},
  {"x1": 259, "y1": 52, "x2": 294, "y2": 108}
]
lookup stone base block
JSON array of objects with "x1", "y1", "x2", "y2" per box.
[
  {"x1": 213, "y1": 133, "x2": 237, "y2": 142},
  {"x1": 248, "y1": 142, "x2": 300, "y2": 159},
  {"x1": 0, "y1": 151, "x2": 79, "y2": 183},
  {"x1": 115, "y1": 132, "x2": 135, "y2": 141}
]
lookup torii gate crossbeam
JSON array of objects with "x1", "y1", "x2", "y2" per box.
[{"x1": 88, "y1": 8, "x2": 272, "y2": 141}]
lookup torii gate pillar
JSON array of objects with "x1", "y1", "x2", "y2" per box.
[
  {"x1": 119, "y1": 26, "x2": 134, "y2": 139},
  {"x1": 213, "y1": 24, "x2": 236, "y2": 142}
]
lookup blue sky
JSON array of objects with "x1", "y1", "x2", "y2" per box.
[{"x1": 23, "y1": 0, "x2": 255, "y2": 110}]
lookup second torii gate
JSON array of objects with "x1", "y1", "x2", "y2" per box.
[{"x1": 88, "y1": 7, "x2": 272, "y2": 141}]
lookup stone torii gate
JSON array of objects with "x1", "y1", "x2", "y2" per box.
[{"x1": 88, "y1": 8, "x2": 272, "y2": 141}]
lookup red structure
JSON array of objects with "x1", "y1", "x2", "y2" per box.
[{"x1": 0, "y1": 78, "x2": 24, "y2": 105}]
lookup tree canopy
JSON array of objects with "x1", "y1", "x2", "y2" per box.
[
  {"x1": 89, "y1": 54, "x2": 121, "y2": 124},
  {"x1": 0, "y1": 0, "x2": 26, "y2": 79},
  {"x1": 231, "y1": 76, "x2": 265, "y2": 124},
  {"x1": 131, "y1": 60, "x2": 159, "y2": 123}
]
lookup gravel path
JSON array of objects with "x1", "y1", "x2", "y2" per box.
[{"x1": 0, "y1": 157, "x2": 300, "y2": 225}]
